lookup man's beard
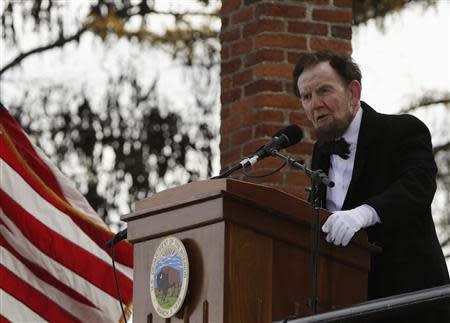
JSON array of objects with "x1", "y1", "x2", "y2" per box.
[{"x1": 316, "y1": 112, "x2": 353, "y2": 141}]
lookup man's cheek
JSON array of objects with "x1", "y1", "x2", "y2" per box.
[{"x1": 304, "y1": 109, "x2": 315, "y2": 124}]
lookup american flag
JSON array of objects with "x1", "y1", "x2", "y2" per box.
[{"x1": 0, "y1": 106, "x2": 133, "y2": 322}]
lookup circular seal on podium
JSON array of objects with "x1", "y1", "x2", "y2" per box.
[{"x1": 150, "y1": 236, "x2": 189, "y2": 318}]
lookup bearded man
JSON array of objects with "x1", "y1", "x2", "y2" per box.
[{"x1": 293, "y1": 51, "x2": 449, "y2": 323}]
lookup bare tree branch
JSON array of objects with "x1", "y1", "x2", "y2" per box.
[
  {"x1": 0, "y1": 27, "x2": 88, "y2": 77},
  {"x1": 400, "y1": 96, "x2": 450, "y2": 113},
  {"x1": 434, "y1": 142, "x2": 450, "y2": 155},
  {"x1": 0, "y1": 1, "x2": 219, "y2": 78},
  {"x1": 441, "y1": 235, "x2": 450, "y2": 248}
]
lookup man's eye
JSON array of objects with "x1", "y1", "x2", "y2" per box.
[
  {"x1": 318, "y1": 87, "x2": 330, "y2": 95},
  {"x1": 301, "y1": 94, "x2": 311, "y2": 101}
]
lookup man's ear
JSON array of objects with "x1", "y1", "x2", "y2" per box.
[{"x1": 349, "y1": 80, "x2": 362, "y2": 107}]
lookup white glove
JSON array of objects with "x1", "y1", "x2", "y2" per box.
[{"x1": 322, "y1": 205, "x2": 380, "y2": 246}]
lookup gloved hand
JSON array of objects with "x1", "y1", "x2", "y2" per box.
[{"x1": 322, "y1": 205, "x2": 380, "y2": 246}]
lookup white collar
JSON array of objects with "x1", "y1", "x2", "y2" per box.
[{"x1": 342, "y1": 105, "x2": 362, "y2": 147}]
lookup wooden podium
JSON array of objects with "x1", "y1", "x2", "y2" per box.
[{"x1": 122, "y1": 179, "x2": 378, "y2": 322}]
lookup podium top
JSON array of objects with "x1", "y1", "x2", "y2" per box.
[
  {"x1": 123, "y1": 179, "x2": 379, "y2": 253},
  {"x1": 124, "y1": 178, "x2": 314, "y2": 223},
  {"x1": 134, "y1": 178, "x2": 308, "y2": 218}
]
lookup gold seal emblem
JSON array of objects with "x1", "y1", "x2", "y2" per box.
[{"x1": 150, "y1": 236, "x2": 189, "y2": 318}]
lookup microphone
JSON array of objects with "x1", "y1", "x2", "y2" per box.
[
  {"x1": 105, "y1": 228, "x2": 128, "y2": 248},
  {"x1": 211, "y1": 124, "x2": 303, "y2": 179},
  {"x1": 241, "y1": 124, "x2": 303, "y2": 168}
]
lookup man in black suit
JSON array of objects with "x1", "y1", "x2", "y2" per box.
[{"x1": 293, "y1": 51, "x2": 449, "y2": 322}]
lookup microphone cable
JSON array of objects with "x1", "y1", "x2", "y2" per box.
[
  {"x1": 107, "y1": 234, "x2": 128, "y2": 323},
  {"x1": 242, "y1": 160, "x2": 287, "y2": 178}
]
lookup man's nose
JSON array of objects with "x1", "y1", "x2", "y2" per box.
[{"x1": 310, "y1": 92, "x2": 322, "y2": 110}]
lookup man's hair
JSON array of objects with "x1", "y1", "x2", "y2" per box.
[{"x1": 292, "y1": 51, "x2": 362, "y2": 97}]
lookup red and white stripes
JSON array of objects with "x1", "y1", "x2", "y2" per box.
[{"x1": 0, "y1": 107, "x2": 133, "y2": 322}]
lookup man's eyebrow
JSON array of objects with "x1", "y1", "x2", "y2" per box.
[{"x1": 318, "y1": 83, "x2": 333, "y2": 89}]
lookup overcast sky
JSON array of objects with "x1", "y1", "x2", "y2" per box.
[{"x1": 352, "y1": 1, "x2": 449, "y2": 147}]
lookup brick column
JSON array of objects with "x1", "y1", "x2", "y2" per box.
[{"x1": 220, "y1": 0, "x2": 352, "y2": 198}]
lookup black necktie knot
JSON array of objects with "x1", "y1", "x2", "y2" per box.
[{"x1": 321, "y1": 138, "x2": 350, "y2": 160}]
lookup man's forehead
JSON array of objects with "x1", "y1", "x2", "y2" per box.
[{"x1": 297, "y1": 62, "x2": 340, "y2": 91}]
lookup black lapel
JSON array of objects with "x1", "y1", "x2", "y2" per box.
[{"x1": 342, "y1": 101, "x2": 379, "y2": 210}]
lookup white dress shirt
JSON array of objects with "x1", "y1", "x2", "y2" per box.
[
  {"x1": 322, "y1": 106, "x2": 381, "y2": 245},
  {"x1": 325, "y1": 106, "x2": 381, "y2": 225},
  {"x1": 326, "y1": 107, "x2": 362, "y2": 211}
]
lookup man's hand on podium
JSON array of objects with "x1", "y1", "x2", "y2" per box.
[{"x1": 322, "y1": 205, "x2": 381, "y2": 246}]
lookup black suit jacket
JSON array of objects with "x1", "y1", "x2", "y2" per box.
[{"x1": 311, "y1": 102, "x2": 449, "y2": 320}]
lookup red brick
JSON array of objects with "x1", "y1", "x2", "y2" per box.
[
  {"x1": 221, "y1": 114, "x2": 243, "y2": 133},
  {"x1": 286, "y1": 171, "x2": 312, "y2": 186},
  {"x1": 256, "y1": 3, "x2": 306, "y2": 19},
  {"x1": 243, "y1": 110, "x2": 284, "y2": 125},
  {"x1": 220, "y1": 135, "x2": 230, "y2": 151},
  {"x1": 254, "y1": 159, "x2": 287, "y2": 172},
  {"x1": 221, "y1": 146, "x2": 242, "y2": 166},
  {"x1": 231, "y1": 7, "x2": 254, "y2": 24},
  {"x1": 220, "y1": 28, "x2": 240, "y2": 43},
  {"x1": 331, "y1": 25, "x2": 352, "y2": 39},
  {"x1": 232, "y1": 69, "x2": 253, "y2": 87},
  {"x1": 253, "y1": 63, "x2": 293, "y2": 79},
  {"x1": 245, "y1": 49, "x2": 284, "y2": 67},
  {"x1": 231, "y1": 39, "x2": 253, "y2": 56},
  {"x1": 231, "y1": 128, "x2": 253, "y2": 146},
  {"x1": 334, "y1": 0, "x2": 352, "y2": 8},
  {"x1": 221, "y1": 88, "x2": 242, "y2": 105},
  {"x1": 221, "y1": 45, "x2": 231, "y2": 61},
  {"x1": 245, "y1": 167, "x2": 285, "y2": 183},
  {"x1": 219, "y1": 0, "x2": 354, "y2": 192},
  {"x1": 255, "y1": 34, "x2": 307, "y2": 50},
  {"x1": 243, "y1": 19, "x2": 285, "y2": 38},
  {"x1": 289, "y1": 110, "x2": 310, "y2": 125},
  {"x1": 221, "y1": 105, "x2": 231, "y2": 119},
  {"x1": 244, "y1": 80, "x2": 283, "y2": 96},
  {"x1": 253, "y1": 94, "x2": 299, "y2": 109},
  {"x1": 221, "y1": 77, "x2": 232, "y2": 91},
  {"x1": 254, "y1": 123, "x2": 287, "y2": 139},
  {"x1": 310, "y1": 37, "x2": 351, "y2": 53},
  {"x1": 283, "y1": 80, "x2": 296, "y2": 94},
  {"x1": 287, "y1": 142, "x2": 315, "y2": 155},
  {"x1": 221, "y1": 58, "x2": 242, "y2": 75},
  {"x1": 221, "y1": 16, "x2": 230, "y2": 29},
  {"x1": 221, "y1": 0, "x2": 241, "y2": 14},
  {"x1": 287, "y1": 50, "x2": 309, "y2": 65},
  {"x1": 229, "y1": 98, "x2": 254, "y2": 117},
  {"x1": 312, "y1": 9, "x2": 352, "y2": 23},
  {"x1": 288, "y1": 22, "x2": 328, "y2": 36}
]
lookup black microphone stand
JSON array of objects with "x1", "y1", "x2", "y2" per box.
[
  {"x1": 271, "y1": 150, "x2": 334, "y2": 316},
  {"x1": 210, "y1": 163, "x2": 243, "y2": 179},
  {"x1": 210, "y1": 156, "x2": 255, "y2": 179}
]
